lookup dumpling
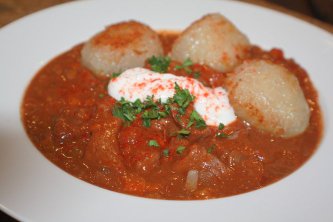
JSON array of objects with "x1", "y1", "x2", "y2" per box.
[
  {"x1": 227, "y1": 60, "x2": 310, "y2": 137},
  {"x1": 170, "y1": 13, "x2": 250, "y2": 72},
  {"x1": 81, "y1": 21, "x2": 163, "y2": 76}
]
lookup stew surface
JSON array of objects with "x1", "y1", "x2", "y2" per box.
[{"x1": 22, "y1": 33, "x2": 322, "y2": 200}]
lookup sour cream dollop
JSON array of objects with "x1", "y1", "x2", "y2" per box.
[{"x1": 108, "y1": 68, "x2": 236, "y2": 126}]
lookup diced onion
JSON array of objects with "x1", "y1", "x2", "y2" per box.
[{"x1": 185, "y1": 170, "x2": 199, "y2": 192}]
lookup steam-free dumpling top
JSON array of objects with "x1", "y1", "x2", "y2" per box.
[
  {"x1": 81, "y1": 21, "x2": 163, "y2": 76},
  {"x1": 227, "y1": 60, "x2": 310, "y2": 137},
  {"x1": 171, "y1": 13, "x2": 250, "y2": 72}
]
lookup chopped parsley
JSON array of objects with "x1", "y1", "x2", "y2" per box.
[
  {"x1": 177, "y1": 129, "x2": 191, "y2": 136},
  {"x1": 112, "y1": 103, "x2": 134, "y2": 122},
  {"x1": 173, "y1": 83, "x2": 194, "y2": 114},
  {"x1": 98, "y1": 93, "x2": 105, "y2": 98},
  {"x1": 148, "y1": 140, "x2": 159, "y2": 147},
  {"x1": 112, "y1": 97, "x2": 142, "y2": 122},
  {"x1": 142, "y1": 118, "x2": 151, "y2": 127},
  {"x1": 187, "y1": 110, "x2": 206, "y2": 128},
  {"x1": 193, "y1": 71, "x2": 201, "y2": 79},
  {"x1": 144, "y1": 96, "x2": 158, "y2": 109},
  {"x1": 176, "y1": 146, "x2": 186, "y2": 154},
  {"x1": 216, "y1": 123, "x2": 228, "y2": 138},
  {"x1": 110, "y1": 72, "x2": 121, "y2": 79},
  {"x1": 112, "y1": 83, "x2": 209, "y2": 137},
  {"x1": 207, "y1": 145, "x2": 216, "y2": 154},
  {"x1": 175, "y1": 58, "x2": 193, "y2": 74},
  {"x1": 216, "y1": 132, "x2": 229, "y2": 138},
  {"x1": 148, "y1": 56, "x2": 170, "y2": 73},
  {"x1": 163, "y1": 100, "x2": 172, "y2": 114},
  {"x1": 142, "y1": 109, "x2": 159, "y2": 119},
  {"x1": 218, "y1": 123, "x2": 225, "y2": 130},
  {"x1": 112, "y1": 96, "x2": 165, "y2": 126},
  {"x1": 162, "y1": 149, "x2": 169, "y2": 157},
  {"x1": 141, "y1": 106, "x2": 167, "y2": 127}
]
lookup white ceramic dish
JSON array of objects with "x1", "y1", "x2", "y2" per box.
[{"x1": 1, "y1": 0, "x2": 333, "y2": 221}]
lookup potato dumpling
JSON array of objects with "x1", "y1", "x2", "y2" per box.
[
  {"x1": 227, "y1": 60, "x2": 310, "y2": 137},
  {"x1": 81, "y1": 21, "x2": 163, "y2": 76},
  {"x1": 170, "y1": 13, "x2": 250, "y2": 72}
]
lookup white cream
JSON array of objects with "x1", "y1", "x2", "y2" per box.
[{"x1": 108, "y1": 67, "x2": 236, "y2": 126}]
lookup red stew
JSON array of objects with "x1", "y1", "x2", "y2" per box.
[{"x1": 21, "y1": 33, "x2": 322, "y2": 200}]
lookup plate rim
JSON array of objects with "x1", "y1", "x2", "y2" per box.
[{"x1": 1, "y1": 0, "x2": 333, "y2": 221}]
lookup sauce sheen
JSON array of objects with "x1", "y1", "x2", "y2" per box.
[{"x1": 21, "y1": 32, "x2": 322, "y2": 200}]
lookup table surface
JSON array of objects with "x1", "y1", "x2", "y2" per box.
[
  {"x1": 0, "y1": 0, "x2": 333, "y2": 33},
  {"x1": 0, "y1": 0, "x2": 332, "y2": 221}
]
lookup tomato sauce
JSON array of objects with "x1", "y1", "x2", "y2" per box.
[{"x1": 21, "y1": 33, "x2": 322, "y2": 200}]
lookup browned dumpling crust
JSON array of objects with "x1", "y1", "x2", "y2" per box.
[
  {"x1": 227, "y1": 60, "x2": 310, "y2": 137},
  {"x1": 171, "y1": 13, "x2": 250, "y2": 72},
  {"x1": 81, "y1": 21, "x2": 163, "y2": 76}
]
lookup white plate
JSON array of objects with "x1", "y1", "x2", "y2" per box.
[{"x1": 1, "y1": 0, "x2": 333, "y2": 221}]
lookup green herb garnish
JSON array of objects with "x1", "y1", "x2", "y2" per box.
[
  {"x1": 141, "y1": 109, "x2": 165, "y2": 127},
  {"x1": 98, "y1": 93, "x2": 105, "y2": 98},
  {"x1": 173, "y1": 83, "x2": 194, "y2": 114},
  {"x1": 112, "y1": 84, "x2": 207, "y2": 136},
  {"x1": 162, "y1": 149, "x2": 169, "y2": 157},
  {"x1": 112, "y1": 102, "x2": 135, "y2": 122},
  {"x1": 133, "y1": 99, "x2": 144, "y2": 112},
  {"x1": 177, "y1": 129, "x2": 191, "y2": 136},
  {"x1": 216, "y1": 123, "x2": 228, "y2": 138},
  {"x1": 175, "y1": 58, "x2": 193, "y2": 74},
  {"x1": 148, "y1": 56, "x2": 170, "y2": 73},
  {"x1": 142, "y1": 109, "x2": 159, "y2": 119},
  {"x1": 144, "y1": 96, "x2": 158, "y2": 109},
  {"x1": 176, "y1": 146, "x2": 186, "y2": 154},
  {"x1": 110, "y1": 72, "x2": 121, "y2": 79},
  {"x1": 207, "y1": 144, "x2": 216, "y2": 154},
  {"x1": 218, "y1": 123, "x2": 225, "y2": 130},
  {"x1": 187, "y1": 110, "x2": 206, "y2": 128},
  {"x1": 148, "y1": 140, "x2": 159, "y2": 147},
  {"x1": 216, "y1": 132, "x2": 229, "y2": 138},
  {"x1": 193, "y1": 71, "x2": 201, "y2": 79},
  {"x1": 142, "y1": 118, "x2": 150, "y2": 127}
]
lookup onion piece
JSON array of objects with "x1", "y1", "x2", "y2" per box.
[{"x1": 185, "y1": 170, "x2": 199, "y2": 192}]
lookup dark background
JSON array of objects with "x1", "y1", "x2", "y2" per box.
[
  {"x1": 269, "y1": 0, "x2": 333, "y2": 24},
  {"x1": 0, "y1": 0, "x2": 332, "y2": 221}
]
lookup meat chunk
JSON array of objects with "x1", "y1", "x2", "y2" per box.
[
  {"x1": 227, "y1": 60, "x2": 310, "y2": 137},
  {"x1": 173, "y1": 145, "x2": 226, "y2": 186},
  {"x1": 84, "y1": 118, "x2": 124, "y2": 171},
  {"x1": 118, "y1": 125, "x2": 165, "y2": 175},
  {"x1": 171, "y1": 13, "x2": 250, "y2": 72}
]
